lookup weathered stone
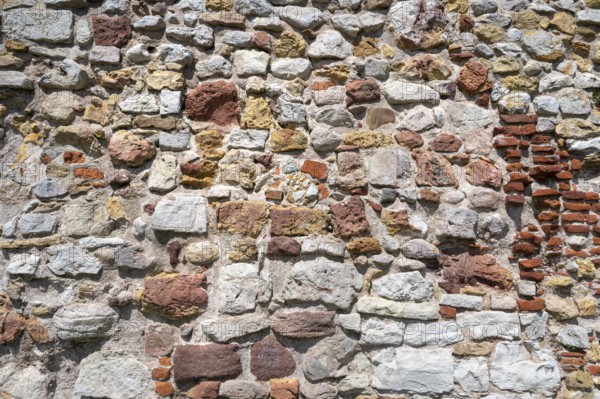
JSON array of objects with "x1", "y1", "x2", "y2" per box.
[
  {"x1": 74, "y1": 352, "x2": 149, "y2": 399},
  {"x1": 218, "y1": 201, "x2": 268, "y2": 237},
  {"x1": 141, "y1": 273, "x2": 208, "y2": 319},
  {"x1": 372, "y1": 271, "x2": 434, "y2": 302},
  {"x1": 47, "y1": 244, "x2": 101, "y2": 276},
  {"x1": 330, "y1": 196, "x2": 370, "y2": 238},
  {"x1": 556, "y1": 118, "x2": 600, "y2": 139},
  {"x1": 412, "y1": 149, "x2": 458, "y2": 187},
  {"x1": 201, "y1": 314, "x2": 269, "y2": 343},
  {"x1": 271, "y1": 58, "x2": 312, "y2": 79},
  {"x1": 39, "y1": 59, "x2": 88, "y2": 90},
  {"x1": 148, "y1": 154, "x2": 180, "y2": 192},
  {"x1": 243, "y1": 96, "x2": 274, "y2": 129},
  {"x1": 275, "y1": 31, "x2": 306, "y2": 58},
  {"x1": 270, "y1": 206, "x2": 327, "y2": 236},
  {"x1": 2, "y1": 9, "x2": 74, "y2": 44},
  {"x1": 234, "y1": 50, "x2": 270, "y2": 76},
  {"x1": 61, "y1": 202, "x2": 113, "y2": 237},
  {"x1": 186, "y1": 81, "x2": 240, "y2": 125},
  {"x1": 0, "y1": 312, "x2": 25, "y2": 344},
  {"x1": 308, "y1": 30, "x2": 352, "y2": 60},
  {"x1": 173, "y1": 344, "x2": 242, "y2": 382},
  {"x1": 53, "y1": 303, "x2": 118, "y2": 341},
  {"x1": 372, "y1": 347, "x2": 454, "y2": 393},
  {"x1": 270, "y1": 311, "x2": 335, "y2": 339},
  {"x1": 219, "y1": 380, "x2": 269, "y2": 399},
  {"x1": 152, "y1": 194, "x2": 208, "y2": 234},
  {"x1": 219, "y1": 263, "x2": 270, "y2": 314},
  {"x1": 439, "y1": 251, "x2": 513, "y2": 293},
  {"x1": 356, "y1": 296, "x2": 439, "y2": 320},
  {"x1": 544, "y1": 294, "x2": 579, "y2": 320},
  {"x1": 145, "y1": 323, "x2": 176, "y2": 357},
  {"x1": 18, "y1": 213, "x2": 57, "y2": 236},
  {"x1": 108, "y1": 130, "x2": 156, "y2": 167},
  {"x1": 188, "y1": 381, "x2": 221, "y2": 399},
  {"x1": 250, "y1": 335, "x2": 296, "y2": 380},
  {"x1": 457, "y1": 60, "x2": 492, "y2": 94},
  {"x1": 382, "y1": 81, "x2": 440, "y2": 104},
  {"x1": 466, "y1": 158, "x2": 502, "y2": 188},
  {"x1": 269, "y1": 129, "x2": 308, "y2": 152},
  {"x1": 404, "y1": 321, "x2": 464, "y2": 346},
  {"x1": 278, "y1": 259, "x2": 362, "y2": 310},
  {"x1": 279, "y1": 6, "x2": 324, "y2": 30},
  {"x1": 490, "y1": 342, "x2": 561, "y2": 395},
  {"x1": 302, "y1": 334, "x2": 356, "y2": 381},
  {"x1": 388, "y1": 0, "x2": 449, "y2": 50},
  {"x1": 556, "y1": 325, "x2": 589, "y2": 350},
  {"x1": 361, "y1": 317, "x2": 405, "y2": 345},
  {"x1": 521, "y1": 30, "x2": 565, "y2": 61},
  {"x1": 92, "y1": 16, "x2": 131, "y2": 47}
]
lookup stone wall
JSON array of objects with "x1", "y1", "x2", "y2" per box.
[{"x1": 1, "y1": 0, "x2": 600, "y2": 397}]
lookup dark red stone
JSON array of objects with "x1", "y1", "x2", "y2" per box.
[
  {"x1": 186, "y1": 81, "x2": 240, "y2": 125},
  {"x1": 173, "y1": 344, "x2": 242, "y2": 382},
  {"x1": 439, "y1": 250, "x2": 513, "y2": 293},
  {"x1": 429, "y1": 132, "x2": 462, "y2": 152},
  {"x1": 330, "y1": 196, "x2": 370, "y2": 238},
  {"x1": 345, "y1": 78, "x2": 380, "y2": 104},
  {"x1": 250, "y1": 335, "x2": 296, "y2": 380},
  {"x1": 267, "y1": 237, "x2": 301, "y2": 257},
  {"x1": 167, "y1": 241, "x2": 181, "y2": 266},
  {"x1": 92, "y1": 16, "x2": 132, "y2": 47}
]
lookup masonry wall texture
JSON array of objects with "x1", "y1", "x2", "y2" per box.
[{"x1": 1, "y1": 0, "x2": 600, "y2": 398}]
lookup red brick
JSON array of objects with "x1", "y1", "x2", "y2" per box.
[
  {"x1": 517, "y1": 297, "x2": 544, "y2": 311},
  {"x1": 563, "y1": 224, "x2": 591, "y2": 234},
  {"x1": 440, "y1": 305, "x2": 456, "y2": 319},
  {"x1": 541, "y1": 224, "x2": 561, "y2": 235},
  {"x1": 529, "y1": 164, "x2": 563, "y2": 177},
  {"x1": 566, "y1": 249, "x2": 587, "y2": 257},
  {"x1": 530, "y1": 135, "x2": 552, "y2": 144},
  {"x1": 531, "y1": 145, "x2": 555, "y2": 153},
  {"x1": 520, "y1": 271, "x2": 545, "y2": 282},
  {"x1": 533, "y1": 155, "x2": 560, "y2": 164},
  {"x1": 588, "y1": 365, "x2": 600, "y2": 375},
  {"x1": 512, "y1": 242, "x2": 537, "y2": 255},
  {"x1": 537, "y1": 212, "x2": 559, "y2": 222},
  {"x1": 586, "y1": 192, "x2": 599, "y2": 201},
  {"x1": 159, "y1": 358, "x2": 172, "y2": 367},
  {"x1": 64, "y1": 151, "x2": 85, "y2": 164},
  {"x1": 155, "y1": 381, "x2": 174, "y2": 397},
  {"x1": 152, "y1": 368, "x2": 171, "y2": 381},
  {"x1": 556, "y1": 171, "x2": 573, "y2": 180},
  {"x1": 532, "y1": 189, "x2": 561, "y2": 197},
  {"x1": 494, "y1": 136, "x2": 519, "y2": 147},
  {"x1": 562, "y1": 191, "x2": 586, "y2": 200},
  {"x1": 506, "y1": 195, "x2": 525, "y2": 205},
  {"x1": 571, "y1": 159, "x2": 583, "y2": 170},
  {"x1": 504, "y1": 149, "x2": 522, "y2": 159},
  {"x1": 506, "y1": 162, "x2": 523, "y2": 172},
  {"x1": 562, "y1": 213, "x2": 586, "y2": 223},
  {"x1": 503, "y1": 182, "x2": 525, "y2": 192},
  {"x1": 519, "y1": 259, "x2": 541, "y2": 269},
  {"x1": 561, "y1": 358, "x2": 586, "y2": 366},
  {"x1": 564, "y1": 202, "x2": 591, "y2": 211},
  {"x1": 547, "y1": 236, "x2": 563, "y2": 247}
]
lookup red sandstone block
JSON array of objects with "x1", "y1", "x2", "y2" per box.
[
  {"x1": 532, "y1": 189, "x2": 561, "y2": 197},
  {"x1": 301, "y1": 160, "x2": 328, "y2": 180},
  {"x1": 155, "y1": 381, "x2": 174, "y2": 397}
]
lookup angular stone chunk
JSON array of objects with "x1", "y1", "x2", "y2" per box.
[
  {"x1": 173, "y1": 344, "x2": 242, "y2": 382},
  {"x1": 53, "y1": 303, "x2": 118, "y2": 341},
  {"x1": 145, "y1": 323, "x2": 176, "y2": 357},
  {"x1": 356, "y1": 296, "x2": 439, "y2": 320},
  {"x1": 490, "y1": 342, "x2": 561, "y2": 394},
  {"x1": 250, "y1": 335, "x2": 296, "y2": 380},
  {"x1": 439, "y1": 251, "x2": 513, "y2": 293},
  {"x1": 47, "y1": 244, "x2": 101, "y2": 276},
  {"x1": 141, "y1": 273, "x2": 208, "y2": 319},
  {"x1": 413, "y1": 149, "x2": 458, "y2": 187},
  {"x1": 330, "y1": 196, "x2": 370, "y2": 238},
  {"x1": 270, "y1": 206, "x2": 328, "y2": 236},
  {"x1": 217, "y1": 201, "x2": 269, "y2": 237},
  {"x1": 202, "y1": 315, "x2": 269, "y2": 343},
  {"x1": 92, "y1": 15, "x2": 132, "y2": 47},
  {"x1": 382, "y1": 81, "x2": 440, "y2": 105},
  {"x1": 457, "y1": 311, "x2": 520, "y2": 340},
  {"x1": 371, "y1": 271, "x2": 434, "y2": 302},
  {"x1": 367, "y1": 148, "x2": 411, "y2": 187},
  {"x1": 437, "y1": 208, "x2": 478, "y2": 240},
  {"x1": 18, "y1": 213, "x2": 57, "y2": 236},
  {"x1": 186, "y1": 80, "x2": 241, "y2": 125},
  {"x1": 2, "y1": 9, "x2": 73, "y2": 43},
  {"x1": 361, "y1": 317, "x2": 405, "y2": 345},
  {"x1": 371, "y1": 347, "x2": 454, "y2": 393},
  {"x1": 228, "y1": 128, "x2": 269, "y2": 150},
  {"x1": 440, "y1": 294, "x2": 484, "y2": 310},
  {"x1": 74, "y1": 352, "x2": 149, "y2": 399},
  {"x1": 108, "y1": 130, "x2": 157, "y2": 167},
  {"x1": 152, "y1": 194, "x2": 208, "y2": 234},
  {"x1": 270, "y1": 311, "x2": 336, "y2": 339},
  {"x1": 404, "y1": 321, "x2": 464, "y2": 347},
  {"x1": 0, "y1": 71, "x2": 34, "y2": 90},
  {"x1": 278, "y1": 259, "x2": 362, "y2": 310},
  {"x1": 219, "y1": 263, "x2": 271, "y2": 314},
  {"x1": 454, "y1": 357, "x2": 489, "y2": 392},
  {"x1": 219, "y1": 380, "x2": 268, "y2": 399},
  {"x1": 302, "y1": 334, "x2": 356, "y2": 382}
]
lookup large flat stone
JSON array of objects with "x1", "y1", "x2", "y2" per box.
[
  {"x1": 2, "y1": 9, "x2": 73, "y2": 43},
  {"x1": 173, "y1": 344, "x2": 242, "y2": 382},
  {"x1": 151, "y1": 194, "x2": 208, "y2": 233},
  {"x1": 371, "y1": 347, "x2": 454, "y2": 393}
]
